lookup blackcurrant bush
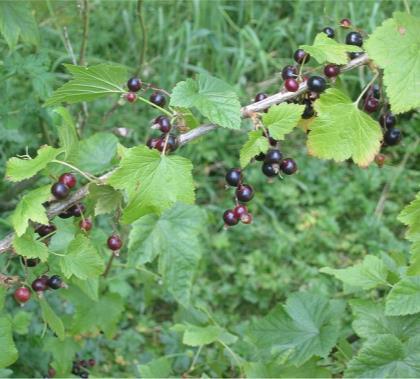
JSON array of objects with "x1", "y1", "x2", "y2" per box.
[
  {"x1": 223, "y1": 209, "x2": 238, "y2": 226},
  {"x1": 285, "y1": 78, "x2": 299, "y2": 92},
  {"x1": 265, "y1": 149, "x2": 283, "y2": 163},
  {"x1": 322, "y1": 26, "x2": 335, "y2": 38},
  {"x1": 281, "y1": 65, "x2": 297, "y2": 80},
  {"x1": 302, "y1": 100, "x2": 315, "y2": 119},
  {"x1": 51, "y1": 182, "x2": 70, "y2": 200},
  {"x1": 107, "y1": 235, "x2": 123, "y2": 251},
  {"x1": 340, "y1": 18, "x2": 352, "y2": 28},
  {"x1": 233, "y1": 204, "x2": 248, "y2": 219},
  {"x1": 364, "y1": 97, "x2": 379, "y2": 113},
  {"x1": 80, "y1": 218, "x2": 93, "y2": 232},
  {"x1": 349, "y1": 52, "x2": 364, "y2": 59},
  {"x1": 384, "y1": 128, "x2": 401, "y2": 146},
  {"x1": 225, "y1": 168, "x2": 242, "y2": 187},
  {"x1": 125, "y1": 92, "x2": 137, "y2": 103},
  {"x1": 346, "y1": 31, "x2": 363, "y2": 46},
  {"x1": 379, "y1": 112, "x2": 396, "y2": 129},
  {"x1": 36, "y1": 224, "x2": 56, "y2": 237},
  {"x1": 307, "y1": 76, "x2": 326, "y2": 93},
  {"x1": 47, "y1": 275, "x2": 63, "y2": 290},
  {"x1": 32, "y1": 278, "x2": 48, "y2": 292},
  {"x1": 21, "y1": 257, "x2": 40, "y2": 267},
  {"x1": 14, "y1": 287, "x2": 31, "y2": 303},
  {"x1": 262, "y1": 162, "x2": 279, "y2": 177},
  {"x1": 59, "y1": 173, "x2": 76, "y2": 188},
  {"x1": 255, "y1": 152, "x2": 266, "y2": 161},
  {"x1": 156, "y1": 116, "x2": 171, "y2": 133},
  {"x1": 236, "y1": 184, "x2": 254, "y2": 202},
  {"x1": 254, "y1": 93, "x2": 268, "y2": 102},
  {"x1": 280, "y1": 158, "x2": 298, "y2": 175},
  {"x1": 324, "y1": 64, "x2": 340, "y2": 78},
  {"x1": 293, "y1": 49, "x2": 310, "y2": 64},
  {"x1": 150, "y1": 92, "x2": 166, "y2": 107},
  {"x1": 127, "y1": 77, "x2": 142, "y2": 92}
]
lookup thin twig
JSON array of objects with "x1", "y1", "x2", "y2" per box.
[
  {"x1": 135, "y1": 0, "x2": 147, "y2": 76},
  {"x1": 79, "y1": 0, "x2": 89, "y2": 66}
]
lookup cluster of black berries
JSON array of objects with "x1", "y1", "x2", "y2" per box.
[
  {"x1": 146, "y1": 115, "x2": 178, "y2": 154},
  {"x1": 50, "y1": 172, "x2": 77, "y2": 200},
  {"x1": 72, "y1": 358, "x2": 96, "y2": 378},
  {"x1": 125, "y1": 77, "x2": 167, "y2": 108},
  {"x1": 13, "y1": 273, "x2": 63, "y2": 304},
  {"x1": 223, "y1": 169, "x2": 254, "y2": 227},
  {"x1": 258, "y1": 149, "x2": 298, "y2": 178}
]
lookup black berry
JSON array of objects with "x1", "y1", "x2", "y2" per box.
[
  {"x1": 285, "y1": 78, "x2": 299, "y2": 92},
  {"x1": 294, "y1": 49, "x2": 310, "y2": 64},
  {"x1": 371, "y1": 84, "x2": 381, "y2": 99},
  {"x1": 262, "y1": 162, "x2": 279, "y2": 177},
  {"x1": 223, "y1": 209, "x2": 238, "y2": 226},
  {"x1": 281, "y1": 65, "x2": 297, "y2": 80},
  {"x1": 69, "y1": 204, "x2": 85, "y2": 217},
  {"x1": 107, "y1": 235, "x2": 123, "y2": 251},
  {"x1": 156, "y1": 116, "x2": 171, "y2": 133},
  {"x1": 150, "y1": 92, "x2": 166, "y2": 107},
  {"x1": 346, "y1": 31, "x2": 363, "y2": 46},
  {"x1": 58, "y1": 209, "x2": 73, "y2": 219},
  {"x1": 146, "y1": 137, "x2": 159, "y2": 149},
  {"x1": 265, "y1": 149, "x2": 283, "y2": 163},
  {"x1": 384, "y1": 128, "x2": 401, "y2": 146},
  {"x1": 349, "y1": 52, "x2": 364, "y2": 59},
  {"x1": 225, "y1": 169, "x2": 242, "y2": 187},
  {"x1": 302, "y1": 100, "x2": 315, "y2": 119},
  {"x1": 307, "y1": 76, "x2": 326, "y2": 93},
  {"x1": 379, "y1": 112, "x2": 396, "y2": 129},
  {"x1": 233, "y1": 204, "x2": 248, "y2": 219},
  {"x1": 255, "y1": 152, "x2": 266, "y2": 161},
  {"x1": 127, "y1": 77, "x2": 142, "y2": 92},
  {"x1": 32, "y1": 278, "x2": 48, "y2": 292},
  {"x1": 165, "y1": 134, "x2": 178, "y2": 152},
  {"x1": 47, "y1": 275, "x2": 62, "y2": 290},
  {"x1": 324, "y1": 64, "x2": 340, "y2": 78},
  {"x1": 59, "y1": 173, "x2": 76, "y2": 188},
  {"x1": 51, "y1": 182, "x2": 70, "y2": 200},
  {"x1": 323, "y1": 26, "x2": 335, "y2": 38},
  {"x1": 21, "y1": 257, "x2": 40, "y2": 267},
  {"x1": 236, "y1": 184, "x2": 254, "y2": 202},
  {"x1": 36, "y1": 224, "x2": 56, "y2": 237},
  {"x1": 254, "y1": 93, "x2": 268, "y2": 102},
  {"x1": 364, "y1": 97, "x2": 379, "y2": 113},
  {"x1": 280, "y1": 158, "x2": 298, "y2": 175}
]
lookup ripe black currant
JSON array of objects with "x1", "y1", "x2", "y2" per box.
[
  {"x1": 223, "y1": 209, "x2": 238, "y2": 226},
  {"x1": 281, "y1": 65, "x2": 297, "y2": 80},
  {"x1": 51, "y1": 182, "x2": 70, "y2": 200},
  {"x1": 32, "y1": 278, "x2": 48, "y2": 292},
  {"x1": 21, "y1": 257, "x2": 40, "y2": 267},
  {"x1": 307, "y1": 76, "x2": 326, "y2": 93},
  {"x1": 285, "y1": 78, "x2": 299, "y2": 92},
  {"x1": 280, "y1": 158, "x2": 298, "y2": 175},
  {"x1": 156, "y1": 116, "x2": 171, "y2": 133},
  {"x1": 302, "y1": 99, "x2": 315, "y2": 119},
  {"x1": 236, "y1": 184, "x2": 254, "y2": 202},
  {"x1": 165, "y1": 134, "x2": 178, "y2": 152},
  {"x1": 324, "y1": 64, "x2": 340, "y2": 78},
  {"x1": 322, "y1": 26, "x2": 335, "y2": 38},
  {"x1": 36, "y1": 224, "x2": 56, "y2": 237},
  {"x1": 254, "y1": 93, "x2": 268, "y2": 102},
  {"x1": 107, "y1": 235, "x2": 123, "y2": 251},
  {"x1": 146, "y1": 137, "x2": 160, "y2": 149},
  {"x1": 225, "y1": 168, "x2": 242, "y2": 187},
  {"x1": 384, "y1": 128, "x2": 401, "y2": 146},
  {"x1": 265, "y1": 149, "x2": 283, "y2": 163},
  {"x1": 127, "y1": 77, "x2": 142, "y2": 92},
  {"x1": 69, "y1": 204, "x2": 85, "y2": 217},
  {"x1": 150, "y1": 92, "x2": 166, "y2": 107},
  {"x1": 345, "y1": 31, "x2": 363, "y2": 46},
  {"x1": 293, "y1": 49, "x2": 310, "y2": 64},
  {"x1": 379, "y1": 112, "x2": 396, "y2": 129},
  {"x1": 262, "y1": 162, "x2": 279, "y2": 177},
  {"x1": 349, "y1": 52, "x2": 364, "y2": 59},
  {"x1": 47, "y1": 275, "x2": 63, "y2": 290},
  {"x1": 364, "y1": 97, "x2": 379, "y2": 113},
  {"x1": 59, "y1": 173, "x2": 76, "y2": 188},
  {"x1": 58, "y1": 209, "x2": 73, "y2": 219},
  {"x1": 255, "y1": 152, "x2": 266, "y2": 161},
  {"x1": 125, "y1": 92, "x2": 136, "y2": 103},
  {"x1": 14, "y1": 287, "x2": 31, "y2": 303},
  {"x1": 371, "y1": 84, "x2": 381, "y2": 99},
  {"x1": 340, "y1": 18, "x2": 352, "y2": 28}
]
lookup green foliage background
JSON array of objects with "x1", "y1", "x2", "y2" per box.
[{"x1": 0, "y1": 0, "x2": 419, "y2": 377}]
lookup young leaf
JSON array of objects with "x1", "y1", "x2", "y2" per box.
[
  {"x1": 60, "y1": 234, "x2": 104, "y2": 280},
  {"x1": 0, "y1": 1, "x2": 39, "y2": 49},
  {"x1": 39, "y1": 298, "x2": 65, "y2": 341},
  {"x1": 385, "y1": 276, "x2": 420, "y2": 316},
  {"x1": 262, "y1": 103, "x2": 305, "y2": 140},
  {"x1": 108, "y1": 146, "x2": 195, "y2": 223},
  {"x1": 300, "y1": 33, "x2": 362, "y2": 64},
  {"x1": 89, "y1": 184, "x2": 122, "y2": 216},
  {"x1": 321, "y1": 255, "x2": 388, "y2": 290},
  {"x1": 365, "y1": 13, "x2": 420, "y2": 114},
  {"x1": 6, "y1": 146, "x2": 62, "y2": 182},
  {"x1": 13, "y1": 230, "x2": 49, "y2": 262},
  {"x1": 307, "y1": 88, "x2": 382, "y2": 167},
  {"x1": 45, "y1": 64, "x2": 127, "y2": 106},
  {"x1": 170, "y1": 73, "x2": 241, "y2": 129},
  {"x1": 43, "y1": 337, "x2": 80, "y2": 376},
  {"x1": 52, "y1": 107, "x2": 79, "y2": 159},
  {"x1": 246, "y1": 292, "x2": 344, "y2": 366},
  {"x1": 345, "y1": 335, "x2": 420, "y2": 378},
  {"x1": 0, "y1": 316, "x2": 18, "y2": 368},
  {"x1": 11, "y1": 186, "x2": 50, "y2": 237},
  {"x1": 239, "y1": 130, "x2": 269, "y2": 168},
  {"x1": 128, "y1": 203, "x2": 206, "y2": 305}
]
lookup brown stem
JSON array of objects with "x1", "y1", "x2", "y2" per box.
[{"x1": 102, "y1": 253, "x2": 115, "y2": 278}]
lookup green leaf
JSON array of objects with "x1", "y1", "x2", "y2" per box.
[
  {"x1": 239, "y1": 130, "x2": 269, "y2": 168},
  {"x1": 262, "y1": 103, "x2": 305, "y2": 140},
  {"x1": 398, "y1": 191, "x2": 420, "y2": 264},
  {"x1": 71, "y1": 277, "x2": 99, "y2": 301},
  {"x1": 52, "y1": 107, "x2": 79, "y2": 159},
  {"x1": 43, "y1": 337, "x2": 80, "y2": 376},
  {"x1": 345, "y1": 335, "x2": 420, "y2": 378},
  {"x1": 385, "y1": 276, "x2": 420, "y2": 316},
  {"x1": 68, "y1": 132, "x2": 118, "y2": 175},
  {"x1": 350, "y1": 300, "x2": 420, "y2": 341},
  {"x1": 365, "y1": 13, "x2": 420, "y2": 114},
  {"x1": 183, "y1": 325, "x2": 223, "y2": 346},
  {"x1": 0, "y1": 287, "x2": 5, "y2": 311},
  {"x1": 89, "y1": 184, "x2": 122, "y2": 216},
  {"x1": 13, "y1": 230, "x2": 49, "y2": 262},
  {"x1": 108, "y1": 146, "x2": 195, "y2": 223},
  {"x1": 0, "y1": 1, "x2": 39, "y2": 49},
  {"x1": 0, "y1": 316, "x2": 18, "y2": 368},
  {"x1": 137, "y1": 357, "x2": 172, "y2": 378},
  {"x1": 45, "y1": 64, "x2": 127, "y2": 106},
  {"x1": 60, "y1": 234, "x2": 104, "y2": 280},
  {"x1": 321, "y1": 255, "x2": 389, "y2": 290},
  {"x1": 307, "y1": 88, "x2": 382, "y2": 167},
  {"x1": 49, "y1": 218, "x2": 76, "y2": 253},
  {"x1": 170, "y1": 73, "x2": 241, "y2": 129},
  {"x1": 246, "y1": 292, "x2": 344, "y2": 366},
  {"x1": 128, "y1": 203, "x2": 206, "y2": 305},
  {"x1": 12, "y1": 311, "x2": 32, "y2": 335},
  {"x1": 39, "y1": 298, "x2": 65, "y2": 341},
  {"x1": 6, "y1": 146, "x2": 62, "y2": 182},
  {"x1": 300, "y1": 33, "x2": 362, "y2": 64},
  {"x1": 11, "y1": 186, "x2": 51, "y2": 237}
]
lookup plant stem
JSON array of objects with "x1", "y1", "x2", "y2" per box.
[
  {"x1": 354, "y1": 72, "x2": 379, "y2": 106},
  {"x1": 51, "y1": 160, "x2": 99, "y2": 182},
  {"x1": 136, "y1": 95, "x2": 173, "y2": 117},
  {"x1": 103, "y1": 253, "x2": 115, "y2": 277},
  {"x1": 135, "y1": 0, "x2": 147, "y2": 75},
  {"x1": 79, "y1": 0, "x2": 89, "y2": 66}
]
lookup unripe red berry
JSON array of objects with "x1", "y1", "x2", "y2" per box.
[
  {"x1": 107, "y1": 235, "x2": 123, "y2": 251},
  {"x1": 58, "y1": 173, "x2": 76, "y2": 188},
  {"x1": 14, "y1": 287, "x2": 31, "y2": 303},
  {"x1": 125, "y1": 92, "x2": 137, "y2": 103},
  {"x1": 340, "y1": 18, "x2": 352, "y2": 28},
  {"x1": 284, "y1": 78, "x2": 299, "y2": 92},
  {"x1": 80, "y1": 218, "x2": 93, "y2": 232},
  {"x1": 324, "y1": 64, "x2": 340, "y2": 78}
]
